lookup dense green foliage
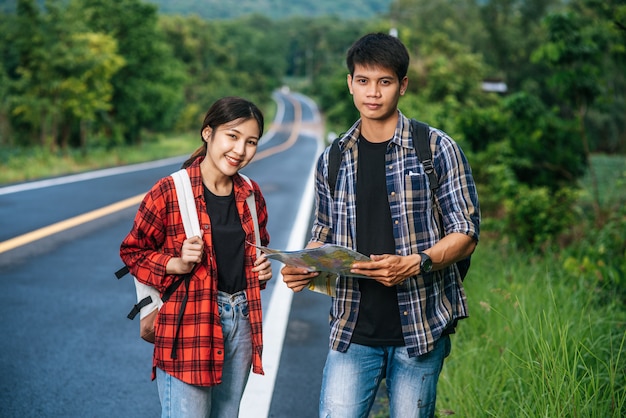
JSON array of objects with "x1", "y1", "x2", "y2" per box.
[
  {"x1": 1, "y1": 0, "x2": 625, "y2": 248},
  {"x1": 144, "y1": 0, "x2": 393, "y2": 20}
]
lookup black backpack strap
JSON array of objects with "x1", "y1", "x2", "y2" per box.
[
  {"x1": 410, "y1": 119, "x2": 437, "y2": 190},
  {"x1": 328, "y1": 137, "x2": 341, "y2": 197},
  {"x1": 410, "y1": 119, "x2": 471, "y2": 280},
  {"x1": 125, "y1": 274, "x2": 187, "y2": 320},
  {"x1": 170, "y1": 273, "x2": 191, "y2": 359},
  {"x1": 127, "y1": 296, "x2": 153, "y2": 320},
  {"x1": 115, "y1": 265, "x2": 129, "y2": 279}
]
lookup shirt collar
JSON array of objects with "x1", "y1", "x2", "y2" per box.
[{"x1": 338, "y1": 110, "x2": 412, "y2": 151}]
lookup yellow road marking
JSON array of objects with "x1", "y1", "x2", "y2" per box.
[
  {"x1": 0, "y1": 95, "x2": 310, "y2": 255},
  {"x1": 0, "y1": 194, "x2": 145, "y2": 254}
]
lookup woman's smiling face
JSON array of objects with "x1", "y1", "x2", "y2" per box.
[{"x1": 202, "y1": 117, "x2": 260, "y2": 177}]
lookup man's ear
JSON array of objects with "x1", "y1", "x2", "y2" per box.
[
  {"x1": 201, "y1": 126, "x2": 212, "y2": 142},
  {"x1": 400, "y1": 76, "x2": 408, "y2": 96},
  {"x1": 347, "y1": 74, "x2": 353, "y2": 95}
]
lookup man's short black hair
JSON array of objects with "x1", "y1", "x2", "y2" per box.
[{"x1": 346, "y1": 32, "x2": 410, "y2": 81}]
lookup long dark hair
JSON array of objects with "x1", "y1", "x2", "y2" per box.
[{"x1": 182, "y1": 96, "x2": 264, "y2": 168}]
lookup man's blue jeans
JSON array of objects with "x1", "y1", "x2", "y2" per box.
[
  {"x1": 156, "y1": 290, "x2": 252, "y2": 418},
  {"x1": 319, "y1": 335, "x2": 451, "y2": 418}
]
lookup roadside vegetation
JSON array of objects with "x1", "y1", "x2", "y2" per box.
[
  {"x1": 0, "y1": 133, "x2": 198, "y2": 184},
  {"x1": 369, "y1": 154, "x2": 626, "y2": 418}
]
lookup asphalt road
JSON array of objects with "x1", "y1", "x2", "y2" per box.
[{"x1": 0, "y1": 91, "x2": 335, "y2": 418}]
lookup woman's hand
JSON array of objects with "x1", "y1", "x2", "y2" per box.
[
  {"x1": 167, "y1": 234, "x2": 204, "y2": 275},
  {"x1": 253, "y1": 254, "x2": 273, "y2": 284}
]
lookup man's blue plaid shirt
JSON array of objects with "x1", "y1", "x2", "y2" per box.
[{"x1": 310, "y1": 111, "x2": 480, "y2": 357}]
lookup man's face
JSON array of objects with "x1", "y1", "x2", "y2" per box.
[{"x1": 347, "y1": 64, "x2": 408, "y2": 123}]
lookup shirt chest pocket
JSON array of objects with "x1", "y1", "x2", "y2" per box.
[{"x1": 404, "y1": 171, "x2": 431, "y2": 214}]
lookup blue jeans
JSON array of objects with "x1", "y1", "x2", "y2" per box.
[
  {"x1": 319, "y1": 335, "x2": 451, "y2": 418},
  {"x1": 157, "y1": 290, "x2": 252, "y2": 418}
]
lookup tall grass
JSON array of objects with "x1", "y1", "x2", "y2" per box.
[{"x1": 436, "y1": 243, "x2": 625, "y2": 417}]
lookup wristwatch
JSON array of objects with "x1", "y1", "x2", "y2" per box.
[{"x1": 418, "y1": 252, "x2": 432, "y2": 273}]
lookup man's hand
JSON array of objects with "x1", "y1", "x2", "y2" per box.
[
  {"x1": 350, "y1": 254, "x2": 419, "y2": 287},
  {"x1": 281, "y1": 265, "x2": 320, "y2": 292},
  {"x1": 281, "y1": 241, "x2": 324, "y2": 292}
]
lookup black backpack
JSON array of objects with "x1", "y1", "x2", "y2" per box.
[{"x1": 327, "y1": 119, "x2": 471, "y2": 280}]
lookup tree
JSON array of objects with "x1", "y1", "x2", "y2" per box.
[
  {"x1": 158, "y1": 14, "x2": 283, "y2": 130},
  {"x1": 531, "y1": 0, "x2": 625, "y2": 217},
  {"x1": 7, "y1": 0, "x2": 125, "y2": 150},
  {"x1": 70, "y1": 0, "x2": 186, "y2": 144},
  {"x1": 55, "y1": 32, "x2": 124, "y2": 150},
  {"x1": 9, "y1": 0, "x2": 51, "y2": 147}
]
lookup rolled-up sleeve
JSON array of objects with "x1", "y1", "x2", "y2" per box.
[
  {"x1": 310, "y1": 149, "x2": 333, "y2": 244},
  {"x1": 434, "y1": 133, "x2": 480, "y2": 241}
]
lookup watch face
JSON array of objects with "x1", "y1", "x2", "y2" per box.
[{"x1": 421, "y1": 254, "x2": 432, "y2": 273}]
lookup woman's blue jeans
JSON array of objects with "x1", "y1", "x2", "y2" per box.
[
  {"x1": 319, "y1": 335, "x2": 451, "y2": 418},
  {"x1": 156, "y1": 290, "x2": 252, "y2": 418}
]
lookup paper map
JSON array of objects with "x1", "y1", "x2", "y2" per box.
[{"x1": 249, "y1": 243, "x2": 372, "y2": 278}]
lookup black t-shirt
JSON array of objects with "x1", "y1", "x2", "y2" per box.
[
  {"x1": 204, "y1": 185, "x2": 246, "y2": 294},
  {"x1": 351, "y1": 135, "x2": 404, "y2": 346}
]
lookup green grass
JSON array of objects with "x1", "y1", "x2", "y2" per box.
[
  {"x1": 0, "y1": 133, "x2": 200, "y2": 185},
  {"x1": 435, "y1": 243, "x2": 625, "y2": 417}
]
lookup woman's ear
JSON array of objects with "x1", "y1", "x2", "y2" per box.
[{"x1": 201, "y1": 126, "x2": 212, "y2": 142}]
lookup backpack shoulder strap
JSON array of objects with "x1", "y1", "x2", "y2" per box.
[
  {"x1": 328, "y1": 137, "x2": 341, "y2": 197},
  {"x1": 116, "y1": 169, "x2": 199, "y2": 280},
  {"x1": 239, "y1": 173, "x2": 261, "y2": 257},
  {"x1": 171, "y1": 169, "x2": 201, "y2": 238},
  {"x1": 410, "y1": 119, "x2": 438, "y2": 190}
]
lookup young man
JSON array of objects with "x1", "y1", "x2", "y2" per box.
[{"x1": 282, "y1": 33, "x2": 480, "y2": 417}]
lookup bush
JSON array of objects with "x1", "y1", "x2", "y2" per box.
[
  {"x1": 562, "y1": 204, "x2": 626, "y2": 305},
  {"x1": 503, "y1": 185, "x2": 581, "y2": 250}
]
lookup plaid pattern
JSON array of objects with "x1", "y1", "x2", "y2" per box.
[
  {"x1": 310, "y1": 111, "x2": 480, "y2": 357},
  {"x1": 120, "y1": 157, "x2": 270, "y2": 385}
]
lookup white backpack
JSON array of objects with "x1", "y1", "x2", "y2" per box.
[{"x1": 117, "y1": 169, "x2": 260, "y2": 345}]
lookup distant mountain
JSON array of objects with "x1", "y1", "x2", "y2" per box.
[
  {"x1": 0, "y1": 0, "x2": 393, "y2": 19},
  {"x1": 144, "y1": 0, "x2": 393, "y2": 20}
]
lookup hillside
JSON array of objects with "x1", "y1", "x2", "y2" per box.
[
  {"x1": 144, "y1": 0, "x2": 393, "y2": 20},
  {"x1": 1, "y1": 0, "x2": 393, "y2": 19}
]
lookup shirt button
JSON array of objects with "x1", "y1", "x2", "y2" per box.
[
  {"x1": 390, "y1": 191, "x2": 396, "y2": 196},
  {"x1": 203, "y1": 224, "x2": 209, "y2": 230},
  {"x1": 217, "y1": 350, "x2": 222, "y2": 355},
  {"x1": 403, "y1": 311, "x2": 408, "y2": 316},
  {"x1": 394, "y1": 220, "x2": 399, "y2": 225}
]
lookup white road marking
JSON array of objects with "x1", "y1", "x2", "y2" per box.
[
  {"x1": 0, "y1": 156, "x2": 186, "y2": 195},
  {"x1": 239, "y1": 124, "x2": 323, "y2": 418}
]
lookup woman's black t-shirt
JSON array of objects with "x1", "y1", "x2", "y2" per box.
[{"x1": 204, "y1": 185, "x2": 246, "y2": 294}]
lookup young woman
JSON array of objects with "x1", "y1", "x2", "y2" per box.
[{"x1": 120, "y1": 96, "x2": 272, "y2": 418}]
